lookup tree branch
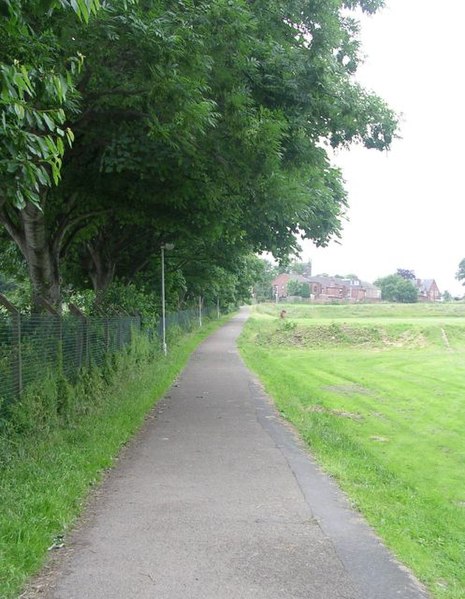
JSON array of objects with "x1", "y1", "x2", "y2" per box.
[
  {"x1": 128, "y1": 255, "x2": 152, "y2": 280},
  {"x1": 53, "y1": 206, "x2": 111, "y2": 258},
  {"x1": 0, "y1": 206, "x2": 27, "y2": 258}
]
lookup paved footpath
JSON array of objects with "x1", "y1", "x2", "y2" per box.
[{"x1": 27, "y1": 310, "x2": 429, "y2": 599}]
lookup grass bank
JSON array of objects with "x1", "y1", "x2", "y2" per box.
[
  {"x1": 0, "y1": 315, "x2": 231, "y2": 599},
  {"x1": 239, "y1": 304, "x2": 465, "y2": 599}
]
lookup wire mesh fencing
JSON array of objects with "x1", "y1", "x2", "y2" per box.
[
  {"x1": 156, "y1": 308, "x2": 198, "y2": 336},
  {"x1": 0, "y1": 298, "x2": 222, "y2": 411},
  {"x1": 0, "y1": 312, "x2": 141, "y2": 407}
]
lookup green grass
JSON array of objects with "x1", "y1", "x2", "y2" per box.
[
  {"x1": 239, "y1": 304, "x2": 465, "y2": 599},
  {"x1": 0, "y1": 315, "x2": 231, "y2": 599},
  {"x1": 257, "y1": 301, "x2": 465, "y2": 320}
]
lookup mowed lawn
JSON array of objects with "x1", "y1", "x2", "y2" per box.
[{"x1": 238, "y1": 303, "x2": 465, "y2": 599}]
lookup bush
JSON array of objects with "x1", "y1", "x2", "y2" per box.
[
  {"x1": 375, "y1": 274, "x2": 418, "y2": 303},
  {"x1": 287, "y1": 280, "x2": 310, "y2": 298},
  {"x1": 67, "y1": 281, "x2": 159, "y2": 325}
]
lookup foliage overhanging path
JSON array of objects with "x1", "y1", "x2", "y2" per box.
[
  {"x1": 26, "y1": 310, "x2": 428, "y2": 599},
  {"x1": 1, "y1": 0, "x2": 397, "y2": 313}
]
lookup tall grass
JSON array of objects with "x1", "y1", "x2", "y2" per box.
[{"x1": 0, "y1": 316, "x2": 230, "y2": 599}]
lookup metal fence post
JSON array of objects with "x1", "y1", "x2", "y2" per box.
[{"x1": 69, "y1": 303, "x2": 88, "y2": 369}]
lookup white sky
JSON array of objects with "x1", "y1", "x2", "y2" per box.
[{"x1": 301, "y1": 0, "x2": 465, "y2": 297}]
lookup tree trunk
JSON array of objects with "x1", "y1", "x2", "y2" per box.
[
  {"x1": 1, "y1": 195, "x2": 106, "y2": 313},
  {"x1": 86, "y1": 237, "x2": 116, "y2": 303},
  {"x1": 20, "y1": 203, "x2": 61, "y2": 312}
]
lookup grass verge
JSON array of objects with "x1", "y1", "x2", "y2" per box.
[
  {"x1": 238, "y1": 305, "x2": 465, "y2": 599},
  {"x1": 0, "y1": 315, "x2": 231, "y2": 599}
]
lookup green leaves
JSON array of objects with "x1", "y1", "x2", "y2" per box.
[
  {"x1": 343, "y1": 0, "x2": 385, "y2": 15},
  {"x1": 0, "y1": 0, "x2": 398, "y2": 310},
  {"x1": 0, "y1": 61, "x2": 75, "y2": 207},
  {"x1": 456, "y1": 259, "x2": 465, "y2": 284},
  {"x1": 375, "y1": 275, "x2": 419, "y2": 303},
  {"x1": 60, "y1": 0, "x2": 101, "y2": 23},
  {"x1": 0, "y1": 0, "x2": 100, "y2": 209}
]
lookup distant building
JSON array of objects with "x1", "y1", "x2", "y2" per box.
[
  {"x1": 415, "y1": 279, "x2": 440, "y2": 302},
  {"x1": 363, "y1": 281, "x2": 382, "y2": 301},
  {"x1": 271, "y1": 273, "x2": 381, "y2": 302},
  {"x1": 270, "y1": 273, "x2": 440, "y2": 302},
  {"x1": 272, "y1": 273, "x2": 309, "y2": 299}
]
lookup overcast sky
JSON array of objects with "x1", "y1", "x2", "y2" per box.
[{"x1": 302, "y1": 0, "x2": 465, "y2": 297}]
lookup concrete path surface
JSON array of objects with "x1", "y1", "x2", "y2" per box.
[{"x1": 26, "y1": 311, "x2": 429, "y2": 599}]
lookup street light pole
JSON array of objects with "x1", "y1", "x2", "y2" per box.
[
  {"x1": 161, "y1": 244, "x2": 167, "y2": 355},
  {"x1": 161, "y1": 243, "x2": 174, "y2": 355}
]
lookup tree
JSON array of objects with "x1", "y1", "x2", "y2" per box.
[
  {"x1": 74, "y1": 0, "x2": 394, "y2": 294},
  {"x1": 375, "y1": 274, "x2": 418, "y2": 303},
  {"x1": 442, "y1": 290, "x2": 452, "y2": 302},
  {"x1": 0, "y1": 0, "x2": 100, "y2": 208},
  {"x1": 397, "y1": 269, "x2": 416, "y2": 280},
  {"x1": 456, "y1": 258, "x2": 465, "y2": 284},
  {"x1": 1, "y1": 0, "x2": 211, "y2": 309},
  {"x1": 250, "y1": 258, "x2": 278, "y2": 303},
  {"x1": 0, "y1": 0, "x2": 102, "y2": 310},
  {"x1": 289, "y1": 260, "x2": 312, "y2": 276},
  {"x1": 287, "y1": 279, "x2": 310, "y2": 298},
  {"x1": 1, "y1": 0, "x2": 398, "y2": 311}
]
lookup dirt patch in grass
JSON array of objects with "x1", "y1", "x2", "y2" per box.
[
  {"x1": 380, "y1": 329, "x2": 428, "y2": 349},
  {"x1": 306, "y1": 404, "x2": 364, "y2": 421},
  {"x1": 323, "y1": 384, "x2": 374, "y2": 396},
  {"x1": 257, "y1": 322, "x2": 428, "y2": 350}
]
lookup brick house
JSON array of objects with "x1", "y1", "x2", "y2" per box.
[
  {"x1": 416, "y1": 279, "x2": 441, "y2": 302},
  {"x1": 363, "y1": 281, "x2": 382, "y2": 301},
  {"x1": 306, "y1": 276, "x2": 349, "y2": 300},
  {"x1": 271, "y1": 274, "x2": 381, "y2": 302},
  {"x1": 307, "y1": 276, "x2": 374, "y2": 301},
  {"x1": 272, "y1": 273, "x2": 310, "y2": 299}
]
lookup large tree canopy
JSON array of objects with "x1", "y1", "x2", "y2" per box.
[
  {"x1": 1, "y1": 0, "x2": 398, "y2": 311},
  {"x1": 375, "y1": 274, "x2": 418, "y2": 303}
]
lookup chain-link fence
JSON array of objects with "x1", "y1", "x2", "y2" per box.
[
  {"x1": 156, "y1": 307, "x2": 213, "y2": 336},
  {"x1": 0, "y1": 312, "x2": 141, "y2": 406},
  {"x1": 0, "y1": 298, "x2": 221, "y2": 410}
]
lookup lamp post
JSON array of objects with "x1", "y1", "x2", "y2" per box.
[{"x1": 161, "y1": 243, "x2": 174, "y2": 355}]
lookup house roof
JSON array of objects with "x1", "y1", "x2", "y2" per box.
[
  {"x1": 416, "y1": 279, "x2": 437, "y2": 293},
  {"x1": 272, "y1": 273, "x2": 311, "y2": 286},
  {"x1": 289, "y1": 274, "x2": 310, "y2": 283},
  {"x1": 306, "y1": 276, "x2": 350, "y2": 287},
  {"x1": 360, "y1": 281, "x2": 380, "y2": 290}
]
